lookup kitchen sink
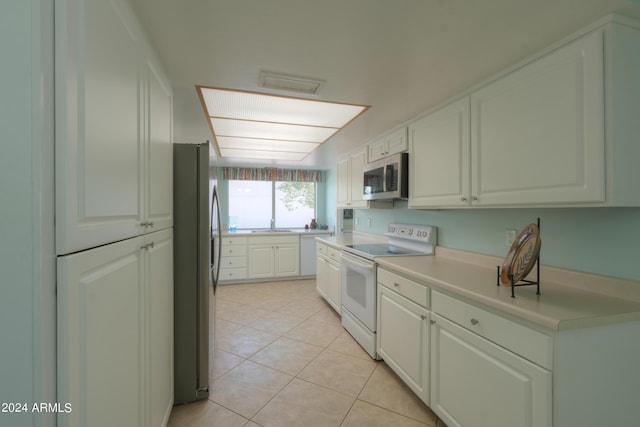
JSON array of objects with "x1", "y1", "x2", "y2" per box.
[{"x1": 251, "y1": 229, "x2": 292, "y2": 232}]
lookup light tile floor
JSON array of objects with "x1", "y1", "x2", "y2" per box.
[{"x1": 168, "y1": 279, "x2": 447, "y2": 427}]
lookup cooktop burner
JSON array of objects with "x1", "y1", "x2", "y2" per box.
[{"x1": 342, "y1": 224, "x2": 437, "y2": 260}]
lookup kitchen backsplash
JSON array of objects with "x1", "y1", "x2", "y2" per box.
[{"x1": 353, "y1": 201, "x2": 640, "y2": 282}]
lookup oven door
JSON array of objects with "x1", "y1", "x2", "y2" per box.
[{"x1": 340, "y1": 251, "x2": 376, "y2": 331}]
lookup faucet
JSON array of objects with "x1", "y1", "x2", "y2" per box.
[{"x1": 270, "y1": 218, "x2": 275, "y2": 230}]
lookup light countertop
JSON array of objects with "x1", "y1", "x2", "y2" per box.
[
  {"x1": 222, "y1": 229, "x2": 333, "y2": 237},
  {"x1": 375, "y1": 247, "x2": 640, "y2": 332}
]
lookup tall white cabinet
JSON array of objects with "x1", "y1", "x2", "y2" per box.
[
  {"x1": 55, "y1": 1, "x2": 174, "y2": 426},
  {"x1": 57, "y1": 230, "x2": 173, "y2": 427},
  {"x1": 56, "y1": 0, "x2": 173, "y2": 254}
]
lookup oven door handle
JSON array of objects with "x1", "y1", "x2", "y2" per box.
[{"x1": 341, "y1": 252, "x2": 376, "y2": 271}]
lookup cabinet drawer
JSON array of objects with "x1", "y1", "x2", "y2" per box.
[
  {"x1": 378, "y1": 268, "x2": 429, "y2": 308},
  {"x1": 219, "y1": 268, "x2": 247, "y2": 281},
  {"x1": 221, "y1": 236, "x2": 247, "y2": 246},
  {"x1": 221, "y1": 245, "x2": 247, "y2": 257},
  {"x1": 220, "y1": 256, "x2": 246, "y2": 269},
  {"x1": 327, "y1": 247, "x2": 342, "y2": 262},
  {"x1": 317, "y1": 243, "x2": 327, "y2": 256},
  {"x1": 432, "y1": 291, "x2": 552, "y2": 369}
]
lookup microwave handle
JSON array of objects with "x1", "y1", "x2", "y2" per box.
[{"x1": 385, "y1": 164, "x2": 393, "y2": 192}]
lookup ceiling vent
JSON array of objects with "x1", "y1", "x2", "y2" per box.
[{"x1": 258, "y1": 70, "x2": 325, "y2": 95}]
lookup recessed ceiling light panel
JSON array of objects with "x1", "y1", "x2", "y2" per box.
[
  {"x1": 211, "y1": 118, "x2": 338, "y2": 143},
  {"x1": 216, "y1": 136, "x2": 319, "y2": 153},
  {"x1": 197, "y1": 86, "x2": 369, "y2": 162}
]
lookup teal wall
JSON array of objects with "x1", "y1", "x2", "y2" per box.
[
  {"x1": 324, "y1": 168, "x2": 337, "y2": 229},
  {"x1": 352, "y1": 202, "x2": 640, "y2": 281}
]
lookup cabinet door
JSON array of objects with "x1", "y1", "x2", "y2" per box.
[
  {"x1": 326, "y1": 261, "x2": 341, "y2": 314},
  {"x1": 146, "y1": 230, "x2": 173, "y2": 427},
  {"x1": 248, "y1": 244, "x2": 275, "y2": 278},
  {"x1": 367, "y1": 137, "x2": 386, "y2": 162},
  {"x1": 430, "y1": 314, "x2": 551, "y2": 427},
  {"x1": 385, "y1": 127, "x2": 408, "y2": 157},
  {"x1": 377, "y1": 285, "x2": 429, "y2": 404},
  {"x1": 57, "y1": 236, "x2": 145, "y2": 427},
  {"x1": 409, "y1": 98, "x2": 470, "y2": 208},
  {"x1": 56, "y1": 0, "x2": 144, "y2": 254},
  {"x1": 336, "y1": 156, "x2": 350, "y2": 207},
  {"x1": 349, "y1": 148, "x2": 368, "y2": 207},
  {"x1": 145, "y1": 57, "x2": 173, "y2": 231},
  {"x1": 471, "y1": 31, "x2": 604, "y2": 206},
  {"x1": 275, "y1": 244, "x2": 299, "y2": 277},
  {"x1": 316, "y1": 255, "x2": 329, "y2": 298}
]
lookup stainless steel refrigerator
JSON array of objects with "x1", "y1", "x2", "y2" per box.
[{"x1": 173, "y1": 143, "x2": 220, "y2": 404}]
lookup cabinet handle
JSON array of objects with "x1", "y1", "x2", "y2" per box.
[
  {"x1": 470, "y1": 318, "x2": 479, "y2": 326},
  {"x1": 394, "y1": 282, "x2": 400, "y2": 287},
  {"x1": 472, "y1": 196, "x2": 478, "y2": 202},
  {"x1": 430, "y1": 319, "x2": 436, "y2": 325},
  {"x1": 420, "y1": 315, "x2": 427, "y2": 320},
  {"x1": 460, "y1": 197, "x2": 467, "y2": 202},
  {"x1": 147, "y1": 221, "x2": 154, "y2": 228},
  {"x1": 140, "y1": 242, "x2": 155, "y2": 251}
]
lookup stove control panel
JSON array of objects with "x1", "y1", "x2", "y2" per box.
[{"x1": 385, "y1": 224, "x2": 437, "y2": 245}]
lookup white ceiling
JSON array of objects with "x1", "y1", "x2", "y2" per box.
[{"x1": 129, "y1": 0, "x2": 640, "y2": 169}]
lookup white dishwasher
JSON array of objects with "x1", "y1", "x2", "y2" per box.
[{"x1": 299, "y1": 234, "x2": 319, "y2": 276}]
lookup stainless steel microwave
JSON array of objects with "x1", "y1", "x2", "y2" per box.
[{"x1": 363, "y1": 152, "x2": 408, "y2": 200}]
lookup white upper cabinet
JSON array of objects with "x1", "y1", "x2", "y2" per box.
[
  {"x1": 337, "y1": 147, "x2": 392, "y2": 209},
  {"x1": 336, "y1": 156, "x2": 351, "y2": 207},
  {"x1": 336, "y1": 148, "x2": 368, "y2": 208},
  {"x1": 56, "y1": 0, "x2": 173, "y2": 254},
  {"x1": 409, "y1": 17, "x2": 640, "y2": 208},
  {"x1": 349, "y1": 148, "x2": 367, "y2": 207},
  {"x1": 368, "y1": 127, "x2": 408, "y2": 162},
  {"x1": 409, "y1": 98, "x2": 470, "y2": 208},
  {"x1": 470, "y1": 30, "x2": 604, "y2": 206}
]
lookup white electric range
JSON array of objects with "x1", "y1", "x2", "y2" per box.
[{"x1": 340, "y1": 224, "x2": 436, "y2": 359}]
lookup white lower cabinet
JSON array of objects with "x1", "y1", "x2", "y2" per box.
[
  {"x1": 377, "y1": 282, "x2": 430, "y2": 404},
  {"x1": 430, "y1": 314, "x2": 551, "y2": 427},
  {"x1": 57, "y1": 229, "x2": 173, "y2": 427},
  {"x1": 430, "y1": 290, "x2": 551, "y2": 427},
  {"x1": 275, "y1": 244, "x2": 300, "y2": 276},
  {"x1": 316, "y1": 242, "x2": 341, "y2": 313},
  {"x1": 248, "y1": 235, "x2": 299, "y2": 279},
  {"x1": 326, "y1": 259, "x2": 341, "y2": 313},
  {"x1": 219, "y1": 237, "x2": 248, "y2": 282}
]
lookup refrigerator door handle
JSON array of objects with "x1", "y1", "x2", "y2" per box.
[{"x1": 211, "y1": 186, "x2": 222, "y2": 293}]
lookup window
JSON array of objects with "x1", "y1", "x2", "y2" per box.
[{"x1": 228, "y1": 180, "x2": 316, "y2": 229}]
